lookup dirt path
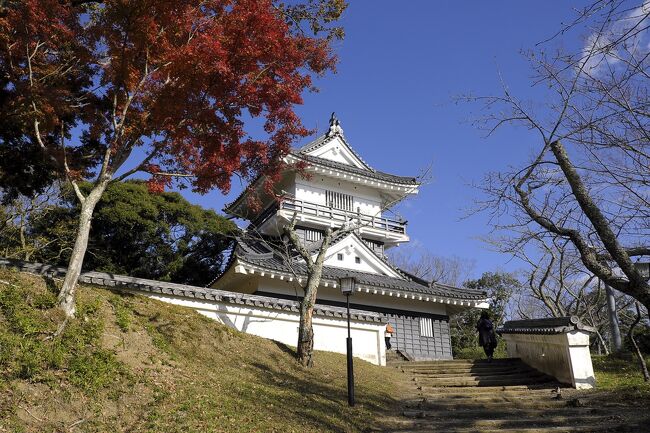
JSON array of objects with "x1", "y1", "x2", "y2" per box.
[{"x1": 378, "y1": 358, "x2": 649, "y2": 433}]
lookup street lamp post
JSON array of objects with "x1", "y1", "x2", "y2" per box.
[{"x1": 339, "y1": 276, "x2": 356, "y2": 407}]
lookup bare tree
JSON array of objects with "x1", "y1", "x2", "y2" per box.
[
  {"x1": 282, "y1": 214, "x2": 358, "y2": 367},
  {"x1": 387, "y1": 245, "x2": 476, "y2": 287},
  {"x1": 468, "y1": 0, "x2": 650, "y2": 312},
  {"x1": 0, "y1": 186, "x2": 61, "y2": 261},
  {"x1": 626, "y1": 301, "x2": 650, "y2": 381},
  {"x1": 505, "y1": 233, "x2": 629, "y2": 352}
]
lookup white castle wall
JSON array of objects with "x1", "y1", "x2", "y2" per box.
[
  {"x1": 294, "y1": 176, "x2": 382, "y2": 217},
  {"x1": 0, "y1": 259, "x2": 390, "y2": 367},
  {"x1": 134, "y1": 289, "x2": 387, "y2": 366},
  {"x1": 501, "y1": 331, "x2": 596, "y2": 389}
]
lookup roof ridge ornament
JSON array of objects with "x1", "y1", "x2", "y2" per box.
[{"x1": 326, "y1": 112, "x2": 344, "y2": 137}]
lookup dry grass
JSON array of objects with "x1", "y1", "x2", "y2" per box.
[{"x1": 0, "y1": 268, "x2": 401, "y2": 433}]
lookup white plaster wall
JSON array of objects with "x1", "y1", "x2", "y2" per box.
[
  {"x1": 295, "y1": 177, "x2": 382, "y2": 216},
  {"x1": 310, "y1": 138, "x2": 360, "y2": 166},
  {"x1": 130, "y1": 289, "x2": 386, "y2": 366},
  {"x1": 502, "y1": 332, "x2": 596, "y2": 389},
  {"x1": 321, "y1": 235, "x2": 399, "y2": 275},
  {"x1": 295, "y1": 181, "x2": 326, "y2": 206}
]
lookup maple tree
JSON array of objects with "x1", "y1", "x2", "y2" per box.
[{"x1": 0, "y1": 0, "x2": 345, "y2": 324}]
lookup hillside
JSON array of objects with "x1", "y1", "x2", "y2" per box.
[{"x1": 0, "y1": 268, "x2": 400, "y2": 433}]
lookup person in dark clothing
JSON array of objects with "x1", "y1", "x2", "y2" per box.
[{"x1": 476, "y1": 311, "x2": 498, "y2": 361}]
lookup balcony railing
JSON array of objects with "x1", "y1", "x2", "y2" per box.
[{"x1": 279, "y1": 198, "x2": 406, "y2": 234}]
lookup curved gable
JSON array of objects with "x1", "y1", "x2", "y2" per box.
[
  {"x1": 303, "y1": 135, "x2": 369, "y2": 169},
  {"x1": 318, "y1": 233, "x2": 403, "y2": 278}
]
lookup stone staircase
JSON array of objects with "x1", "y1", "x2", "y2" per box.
[
  {"x1": 380, "y1": 358, "x2": 646, "y2": 433},
  {"x1": 386, "y1": 350, "x2": 409, "y2": 364},
  {"x1": 398, "y1": 358, "x2": 554, "y2": 388}
]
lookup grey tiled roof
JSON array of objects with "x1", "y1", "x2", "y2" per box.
[
  {"x1": 0, "y1": 258, "x2": 385, "y2": 323},
  {"x1": 225, "y1": 236, "x2": 487, "y2": 301},
  {"x1": 497, "y1": 316, "x2": 596, "y2": 335},
  {"x1": 290, "y1": 152, "x2": 418, "y2": 185}
]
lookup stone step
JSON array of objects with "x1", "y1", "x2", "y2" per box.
[
  {"x1": 381, "y1": 414, "x2": 626, "y2": 432},
  {"x1": 409, "y1": 369, "x2": 537, "y2": 379},
  {"x1": 393, "y1": 358, "x2": 522, "y2": 367},
  {"x1": 411, "y1": 394, "x2": 562, "y2": 403},
  {"x1": 402, "y1": 400, "x2": 568, "y2": 411},
  {"x1": 404, "y1": 364, "x2": 529, "y2": 374},
  {"x1": 405, "y1": 388, "x2": 563, "y2": 400},
  {"x1": 411, "y1": 384, "x2": 561, "y2": 393},
  {"x1": 400, "y1": 406, "x2": 632, "y2": 420},
  {"x1": 411, "y1": 390, "x2": 562, "y2": 399},
  {"x1": 415, "y1": 376, "x2": 555, "y2": 388},
  {"x1": 414, "y1": 370, "x2": 549, "y2": 382},
  {"x1": 411, "y1": 393, "x2": 564, "y2": 402}
]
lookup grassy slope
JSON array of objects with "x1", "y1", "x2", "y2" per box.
[
  {"x1": 592, "y1": 354, "x2": 650, "y2": 399},
  {"x1": 0, "y1": 269, "x2": 400, "y2": 433}
]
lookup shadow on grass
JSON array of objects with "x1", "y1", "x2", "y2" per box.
[
  {"x1": 243, "y1": 354, "x2": 397, "y2": 433},
  {"x1": 272, "y1": 340, "x2": 297, "y2": 357}
]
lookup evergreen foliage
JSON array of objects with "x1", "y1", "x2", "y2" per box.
[
  {"x1": 451, "y1": 272, "x2": 519, "y2": 358},
  {"x1": 1, "y1": 181, "x2": 238, "y2": 286}
]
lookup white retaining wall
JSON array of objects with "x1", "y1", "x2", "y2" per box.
[
  {"x1": 0, "y1": 259, "x2": 388, "y2": 367},
  {"x1": 135, "y1": 290, "x2": 387, "y2": 366},
  {"x1": 501, "y1": 331, "x2": 596, "y2": 389}
]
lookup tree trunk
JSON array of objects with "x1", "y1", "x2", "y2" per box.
[
  {"x1": 548, "y1": 141, "x2": 650, "y2": 312},
  {"x1": 628, "y1": 302, "x2": 650, "y2": 382},
  {"x1": 595, "y1": 330, "x2": 610, "y2": 356},
  {"x1": 605, "y1": 284, "x2": 623, "y2": 352},
  {"x1": 297, "y1": 274, "x2": 321, "y2": 367},
  {"x1": 57, "y1": 182, "x2": 107, "y2": 319}
]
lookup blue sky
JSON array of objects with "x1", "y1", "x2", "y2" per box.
[{"x1": 181, "y1": 1, "x2": 590, "y2": 278}]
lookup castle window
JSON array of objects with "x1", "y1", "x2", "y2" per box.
[
  {"x1": 337, "y1": 253, "x2": 343, "y2": 261},
  {"x1": 355, "y1": 257, "x2": 361, "y2": 264},
  {"x1": 326, "y1": 190, "x2": 354, "y2": 211},
  {"x1": 303, "y1": 228, "x2": 323, "y2": 243},
  {"x1": 420, "y1": 317, "x2": 434, "y2": 338}
]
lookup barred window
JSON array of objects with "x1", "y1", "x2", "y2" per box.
[
  {"x1": 303, "y1": 228, "x2": 322, "y2": 243},
  {"x1": 326, "y1": 190, "x2": 354, "y2": 211},
  {"x1": 420, "y1": 317, "x2": 434, "y2": 338}
]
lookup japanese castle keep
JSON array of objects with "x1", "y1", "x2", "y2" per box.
[{"x1": 209, "y1": 114, "x2": 489, "y2": 365}]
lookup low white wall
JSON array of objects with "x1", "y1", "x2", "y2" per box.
[
  {"x1": 133, "y1": 290, "x2": 387, "y2": 366},
  {"x1": 501, "y1": 331, "x2": 596, "y2": 389}
]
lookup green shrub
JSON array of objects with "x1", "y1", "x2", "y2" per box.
[
  {"x1": 454, "y1": 346, "x2": 484, "y2": 359},
  {"x1": 454, "y1": 342, "x2": 508, "y2": 360}
]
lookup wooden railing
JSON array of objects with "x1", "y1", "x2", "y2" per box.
[{"x1": 280, "y1": 198, "x2": 406, "y2": 234}]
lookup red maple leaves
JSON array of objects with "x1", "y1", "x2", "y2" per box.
[{"x1": 0, "y1": 0, "x2": 338, "y2": 194}]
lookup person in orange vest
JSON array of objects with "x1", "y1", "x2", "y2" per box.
[{"x1": 385, "y1": 323, "x2": 395, "y2": 350}]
